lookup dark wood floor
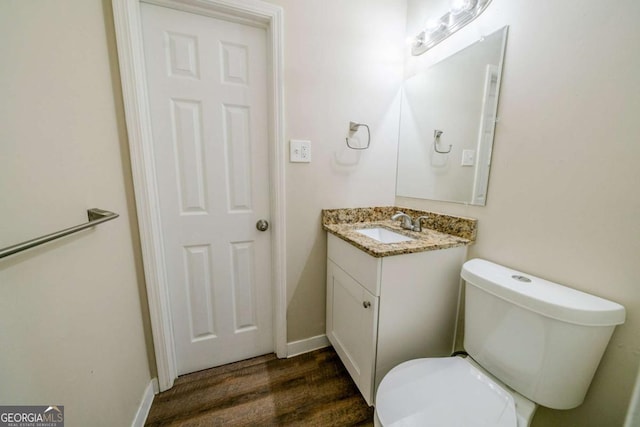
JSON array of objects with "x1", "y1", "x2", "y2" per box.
[{"x1": 145, "y1": 347, "x2": 374, "y2": 426}]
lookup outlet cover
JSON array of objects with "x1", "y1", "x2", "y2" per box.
[
  {"x1": 461, "y1": 149, "x2": 475, "y2": 166},
  {"x1": 290, "y1": 139, "x2": 311, "y2": 163}
]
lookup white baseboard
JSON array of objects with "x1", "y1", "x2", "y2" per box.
[
  {"x1": 131, "y1": 378, "x2": 157, "y2": 427},
  {"x1": 286, "y1": 334, "x2": 330, "y2": 358}
]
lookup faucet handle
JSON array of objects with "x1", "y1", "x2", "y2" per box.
[
  {"x1": 391, "y1": 211, "x2": 413, "y2": 230},
  {"x1": 412, "y1": 215, "x2": 430, "y2": 232}
]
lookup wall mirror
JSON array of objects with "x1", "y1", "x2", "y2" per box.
[{"x1": 396, "y1": 26, "x2": 508, "y2": 206}]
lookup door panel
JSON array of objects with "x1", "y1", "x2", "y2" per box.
[
  {"x1": 183, "y1": 244, "x2": 216, "y2": 340},
  {"x1": 141, "y1": 3, "x2": 272, "y2": 375},
  {"x1": 171, "y1": 99, "x2": 207, "y2": 214},
  {"x1": 223, "y1": 105, "x2": 253, "y2": 211}
]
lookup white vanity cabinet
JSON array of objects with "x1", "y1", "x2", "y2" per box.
[{"x1": 326, "y1": 233, "x2": 466, "y2": 405}]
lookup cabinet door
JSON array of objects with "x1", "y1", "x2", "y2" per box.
[{"x1": 326, "y1": 260, "x2": 378, "y2": 405}]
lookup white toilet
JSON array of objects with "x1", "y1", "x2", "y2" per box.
[{"x1": 375, "y1": 259, "x2": 626, "y2": 427}]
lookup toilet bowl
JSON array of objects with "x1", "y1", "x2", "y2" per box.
[
  {"x1": 374, "y1": 259, "x2": 625, "y2": 427},
  {"x1": 375, "y1": 357, "x2": 536, "y2": 427}
]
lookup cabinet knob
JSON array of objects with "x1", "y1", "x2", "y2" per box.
[{"x1": 362, "y1": 301, "x2": 371, "y2": 309}]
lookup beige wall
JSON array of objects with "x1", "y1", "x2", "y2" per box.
[
  {"x1": 0, "y1": 1, "x2": 151, "y2": 425},
  {"x1": 267, "y1": 0, "x2": 407, "y2": 341},
  {"x1": 400, "y1": 0, "x2": 640, "y2": 426},
  {"x1": 3, "y1": 0, "x2": 636, "y2": 425}
]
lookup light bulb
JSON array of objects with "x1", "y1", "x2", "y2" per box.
[
  {"x1": 425, "y1": 18, "x2": 444, "y2": 33},
  {"x1": 406, "y1": 32, "x2": 426, "y2": 47},
  {"x1": 450, "y1": 0, "x2": 473, "y2": 14},
  {"x1": 405, "y1": 36, "x2": 417, "y2": 46}
]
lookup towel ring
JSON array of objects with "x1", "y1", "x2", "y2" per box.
[
  {"x1": 433, "y1": 129, "x2": 452, "y2": 154},
  {"x1": 346, "y1": 121, "x2": 371, "y2": 150}
]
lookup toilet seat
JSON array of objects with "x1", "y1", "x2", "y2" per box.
[{"x1": 375, "y1": 357, "x2": 520, "y2": 427}]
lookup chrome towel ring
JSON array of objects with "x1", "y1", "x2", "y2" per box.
[
  {"x1": 433, "y1": 129, "x2": 452, "y2": 154},
  {"x1": 346, "y1": 121, "x2": 371, "y2": 150}
]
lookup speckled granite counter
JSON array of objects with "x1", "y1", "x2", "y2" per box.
[{"x1": 322, "y1": 206, "x2": 477, "y2": 257}]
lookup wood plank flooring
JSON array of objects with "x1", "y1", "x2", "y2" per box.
[{"x1": 145, "y1": 347, "x2": 374, "y2": 426}]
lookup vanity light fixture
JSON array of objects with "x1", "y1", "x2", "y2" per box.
[{"x1": 409, "y1": 0, "x2": 493, "y2": 56}]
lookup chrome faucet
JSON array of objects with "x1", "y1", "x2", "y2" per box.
[
  {"x1": 412, "y1": 216, "x2": 430, "y2": 232},
  {"x1": 391, "y1": 211, "x2": 430, "y2": 232},
  {"x1": 391, "y1": 212, "x2": 413, "y2": 230}
]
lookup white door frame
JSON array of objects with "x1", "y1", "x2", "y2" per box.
[{"x1": 111, "y1": 0, "x2": 287, "y2": 391}]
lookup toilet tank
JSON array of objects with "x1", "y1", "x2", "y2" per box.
[{"x1": 462, "y1": 259, "x2": 625, "y2": 410}]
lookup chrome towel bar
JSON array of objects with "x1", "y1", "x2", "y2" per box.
[{"x1": 0, "y1": 208, "x2": 119, "y2": 259}]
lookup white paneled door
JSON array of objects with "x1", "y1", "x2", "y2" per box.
[{"x1": 141, "y1": 3, "x2": 273, "y2": 375}]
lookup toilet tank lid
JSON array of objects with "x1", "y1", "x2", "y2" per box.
[{"x1": 461, "y1": 259, "x2": 625, "y2": 326}]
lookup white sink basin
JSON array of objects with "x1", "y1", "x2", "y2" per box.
[{"x1": 355, "y1": 227, "x2": 415, "y2": 244}]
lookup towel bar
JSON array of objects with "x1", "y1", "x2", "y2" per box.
[{"x1": 0, "y1": 208, "x2": 119, "y2": 259}]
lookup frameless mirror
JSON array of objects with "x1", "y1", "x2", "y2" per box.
[{"x1": 396, "y1": 26, "x2": 508, "y2": 205}]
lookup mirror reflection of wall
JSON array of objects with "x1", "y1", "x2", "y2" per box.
[{"x1": 396, "y1": 26, "x2": 508, "y2": 206}]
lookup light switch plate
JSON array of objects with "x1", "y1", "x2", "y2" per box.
[
  {"x1": 461, "y1": 149, "x2": 475, "y2": 166},
  {"x1": 290, "y1": 139, "x2": 311, "y2": 163}
]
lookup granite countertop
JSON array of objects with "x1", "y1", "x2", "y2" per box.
[{"x1": 322, "y1": 207, "x2": 477, "y2": 258}]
